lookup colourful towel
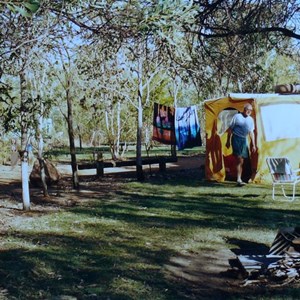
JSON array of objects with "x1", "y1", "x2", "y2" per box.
[
  {"x1": 175, "y1": 106, "x2": 202, "y2": 150},
  {"x1": 152, "y1": 103, "x2": 176, "y2": 145}
]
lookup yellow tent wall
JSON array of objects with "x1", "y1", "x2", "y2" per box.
[{"x1": 204, "y1": 93, "x2": 300, "y2": 183}]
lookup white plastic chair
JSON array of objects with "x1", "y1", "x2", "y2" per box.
[{"x1": 266, "y1": 157, "x2": 300, "y2": 201}]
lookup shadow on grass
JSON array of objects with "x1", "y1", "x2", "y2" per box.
[
  {"x1": 0, "y1": 231, "x2": 196, "y2": 299},
  {"x1": 69, "y1": 189, "x2": 300, "y2": 232},
  {"x1": 226, "y1": 238, "x2": 270, "y2": 255},
  {"x1": 2, "y1": 171, "x2": 300, "y2": 299}
]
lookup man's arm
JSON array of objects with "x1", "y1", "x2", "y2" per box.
[
  {"x1": 249, "y1": 131, "x2": 256, "y2": 152},
  {"x1": 226, "y1": 128, "x2": 232, "y2": 149}
]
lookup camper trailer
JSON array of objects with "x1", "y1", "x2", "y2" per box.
[{"x1": 204, "y1": 93, "x2": 300, "y2": 183}]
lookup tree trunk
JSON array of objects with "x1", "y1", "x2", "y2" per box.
[
  {"x1": 136, "y1": 58, "x2": 144, "y2": 181},
  {"x1": 21, "y1": 157, "x2": 30, "y2": 210},
  {"x1": 66, "y1": 84, "x2": 79, "y2": 189},
  {"x1": 105, "y1": 107, "x2": 117, "y2": 160},
  {"x1": 37, "y1": 130, "x2": 49, "y2": 197},
  {"x1": 136, "y1": 94, "x2": 144, "y2": 181},
  {"x1": 116, "y1": 101, "x2": 121, "y2": 159},
  {"x1": 77, "y1": 124, "x2": 83, "y2": 150},
  {"x1": 20, "y1": 72, "x2": 30, "y2": 210},
  {"x1": 90, "y1": 130, "x2": 96, "y2": 147}
]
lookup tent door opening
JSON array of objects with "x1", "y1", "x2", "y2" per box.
[{"x1": 218, "y1": 108, "x2": 253, "y2": 183}]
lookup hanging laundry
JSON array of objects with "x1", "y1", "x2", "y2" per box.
[
  {"x1": 152, "y1": 103, "x2": 176, "y2": 145},
  {"x1": 175, "y1": 105, "x2": 202, "y2": 150}
]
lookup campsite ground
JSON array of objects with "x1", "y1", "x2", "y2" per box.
[{"x1": 0, "y1": 156, "x2": 293, "y2": 299}]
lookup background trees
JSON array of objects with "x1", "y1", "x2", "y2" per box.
[
  {"x1": 0, "y1": 1, "x2": 56, "y2": 209},
  {"x1": 190, "y1": 0, "x2": 300, "y2": 94}
]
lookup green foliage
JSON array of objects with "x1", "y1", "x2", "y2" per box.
[
  {"x1": 0, "y1": 140, "x2": 11, "y2": 164},
  {"x1": 6, "y1": 0, "x2": 40, "y2": 16},
  {"x1": 1, "y1": 0, "x2": 300, "y2": 154},
  {"x1": 0, "y1": 82, "x2": 20, "y2": 132},
  {"x1": 0, "y1": 80, "x2": 46, "y2": 134},
  {"x1": 23, "y1": 1, "x2": 40, "y2": 13}
]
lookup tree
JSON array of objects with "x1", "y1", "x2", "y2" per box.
[
  {"x1": 1, "y1": 0, "x2": 299, "y2": 194},
  {"x1": 0, "y1": 4, "x2": 54, "y2": 209},
  {"x1": 76, "y1": 44, "x2": 134, "y2": 160},
  {"x1": 47, "y1": 41, "x2": 84, "y2": 189},
  {"x1": 193, "y1": 0, "x2": 300, "y2": 42},
  {"x1": 186, "y1": 0, "x2": 300, "y2": 94},
  {"x1": 26, "y1": 61, "x2": 54, "y2": 198}
]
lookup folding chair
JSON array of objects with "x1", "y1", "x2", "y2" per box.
[{"x1": 266, "y1": 157, "x2": 300, "y2": 201}]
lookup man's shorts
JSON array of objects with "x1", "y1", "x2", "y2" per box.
[{"x1": 232, "y1": 134, "x2": 249, "y2": 158}]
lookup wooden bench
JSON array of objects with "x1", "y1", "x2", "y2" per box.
[{"x1": 77, "y1": 156, "x2": 178, "y2": 177}]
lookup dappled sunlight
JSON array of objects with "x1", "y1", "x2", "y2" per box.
[{"x1": 1, "y1": 165, "x2": 300, "y2": 298}]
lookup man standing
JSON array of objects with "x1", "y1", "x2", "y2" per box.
[{"x1": 226, "y1": 103, "x2": 256, "y2": 186}]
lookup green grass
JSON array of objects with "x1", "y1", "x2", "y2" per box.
[{"x1": 1, "y1": 175, "x2": 300, "y2": 299}]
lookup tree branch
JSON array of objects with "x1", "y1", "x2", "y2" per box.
[{"x1": 191, "y1": 26, "x2": 300, "y2": 40}]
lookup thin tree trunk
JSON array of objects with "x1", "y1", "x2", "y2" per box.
[
  {"x1": 90, "y1": 131, "x2": 96, "y2": 147},
  {"x1": 21, "y1": 158, "x2": 30, "y2": 209},
  {"x1": 77, "y1": 124, "x2": 83, "y2": 150},
  {"x1": 66, "y1": 84, "x2": 79, "y2": 189},
  {"x1": 136, "y1": 102, "x2": 144, "y2": 180},
  {"x1": 136, "y1": 58, "x2": 144, "y2": 181},
  {"x1": 136, "y1": 77, "x2": 144, "y2": 181},
  {"x1": 172, "y1": 78, "x2": 178, "y2": 158},
  {"x1": 115, "y1": 101, "x2": 121, "y2": 159},
  {"x1": 38, "y1": 131, "x2": 49, "y2": 197},
  {"x1": 30, "y1": 74, "x2": 49, "y2": 197},
  {"x1": 20, "y1": 72, "x2": 30, "y2": 210}
]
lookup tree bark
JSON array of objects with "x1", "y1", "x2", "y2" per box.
[
  {"x1": 21, "y1": 157, "x2": 30, "y2": 210},
  {"x1": 20, "y1": 72, "x2": 30, "y2": 210},
  {"x1": 136, "y1": 103, "x2": 144, "y2": 181},
  {"x1": 66, "y1": 80, "x2": 79, "y2": 189},
  {"x1": 136, "y1": 72, "x2": 144, "y2": 181},
  {"x1": 116, "y1": 101, "x2": 121, "y2": 159},
  {"x1": 77, "y1": 124, "x2": 83, "y2": 150},
  {"x1": 37, "y1": 130, "x2": 49, "y2": 197}
]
